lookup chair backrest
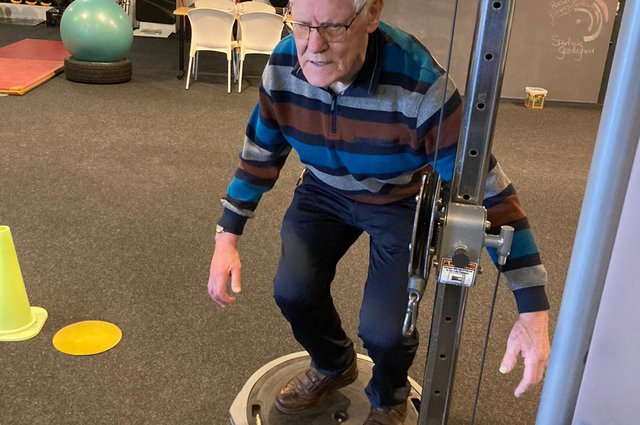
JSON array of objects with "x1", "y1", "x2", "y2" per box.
[
  {"x1": 188, "y1": 8, "x2": 237, "y2": 51},
  {"x1": 238, "y1": 1, "x2": 276, "y2": 14},
  {"x1": 194, "y1": 0, "x2": 236, "y2": 12},
  {"x1": 238, "y1": 11, "x2": 284, "y2": 56}
]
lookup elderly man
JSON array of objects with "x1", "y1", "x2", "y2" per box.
[{"x1": 208, "y1": 0, "x2": 550, "y2": 423}]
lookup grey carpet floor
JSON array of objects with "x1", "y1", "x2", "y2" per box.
[{"x1": 0, "y1": 23, "x2": 601, "y2": 425}]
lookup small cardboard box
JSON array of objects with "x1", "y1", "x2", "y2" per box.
[{"x1": 525, "y1": 87, "x2": 548, "y2": 109}]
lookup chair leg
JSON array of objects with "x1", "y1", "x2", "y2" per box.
[
  {"x1": 227, "y1": 58, "x2": 231, "y2": 93},
  {"x1": 238, "y1": 58, "x2": 244, "y2": 93},
  {"x1": 186, "y1": 54, "x2": 193, "y2": 89},
  {"x1": 232, "y1": 49, "x2": 239, "y2": 83},
  {"x1": 194, "y1": 51, "x2": 199, "y2": 81}
]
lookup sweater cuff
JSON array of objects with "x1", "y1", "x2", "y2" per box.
[
  {"x1": 218, "y1": 207, "x2": 249, "y2": 236},
  {"x1": 513, "y1": 286, "x2": 550, "y2": 313}
]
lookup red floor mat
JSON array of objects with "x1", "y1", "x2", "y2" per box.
[{"x1": 0, "y1": 38, "x2": 70, "y2": 95}]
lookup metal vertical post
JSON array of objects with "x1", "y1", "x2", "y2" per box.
[
  {"x1": 418, "y1": 1, "x2": 516, "y2": 423},
  {"x1": 536, "y1": 2, "x2": 640, "y2": 424}
]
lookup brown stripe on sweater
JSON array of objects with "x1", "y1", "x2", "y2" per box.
[
  {"x1": 423, "y1": 104, "x2": 461, "y2": 154},
  {"x1": 271, "y1": 101, "x2": 337, "y2": 139},
  {"x1": 486, "y1": 195, "x2": 526, "y2": 227},
  {"x1": 335, "y1": 114, "x2": 417, "y2": 148},
  {"x1": 238, "y1": 160, "x2": 282, "y2": 182},
  {"x1": 269, "y1": 98, "x2": 419, "y2": 148},
  {"x1": 259, "y1": 90, "x2": 288, "y2": 127}
]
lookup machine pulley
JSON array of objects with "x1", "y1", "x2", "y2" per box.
[{"x1": 403, "y1": 173, "x2": 514, "y2": 338}]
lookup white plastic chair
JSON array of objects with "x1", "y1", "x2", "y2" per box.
[
  {"x1": 237, "y1": 1, "x2": 276, "y2": 13},
  {"x1": 194, "y1": 0, "x2": 236, "y2": 11},
  {"x1": 186, "y1": 8, "x2": 238, "y2": 93},
  {"x1": 236, "y1": 11, "x2": 283, "y2": 92}
]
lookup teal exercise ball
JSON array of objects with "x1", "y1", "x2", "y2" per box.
[{"x1": 60, "y1": 0, "x2": 133, "y2": 62}]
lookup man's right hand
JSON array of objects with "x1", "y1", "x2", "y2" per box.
[{"x1": 207, "y1": 232, "x2": 242, "y2": 307}]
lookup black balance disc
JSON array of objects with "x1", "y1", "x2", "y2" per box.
[{"x1": 229, "y1": 352, "x2": 421, "y2": 425}]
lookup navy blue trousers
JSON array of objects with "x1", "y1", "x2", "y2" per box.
[{"x1": 273, "y1": 172, "x2": 419, "y2": 408}]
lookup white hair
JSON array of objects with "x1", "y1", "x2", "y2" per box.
[{"x1": 287, "y1": 0, "x2": 371, "y2": 13}]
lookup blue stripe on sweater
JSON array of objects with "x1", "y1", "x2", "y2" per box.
[
  {"x1": 269, "y1": 35, "x2": 296, "y2": 58},
  {"x1": 432, "y1": 150, "x2": 456, "y2": 182},
  {"x1": 247, "y1": 119, "x2": 287, "y2": 152},
  {"x1": 279, "y1": 138, "x2": 455, "y2": 180},
  {"x1": 302, "y1": 149, "x2": 427, "y2": 176},
  {"x1": 227, "y1": 177, "x2": 271, "y2": 203},
  {"x1": 379, "y1": 22, "x2": 443, "y2": 83},
  {"x1": 284, "y1": 137, "x2": 429, "y2": 175},
  {"x1": 381, "y1": 47, "x2": 442, "y2": 85},
  {"x1": 508, "y1": 229, "x2": 539, "y2": 259},
  {"x1": 486, "y1": 229, "x2": 539, "y2": 263}
]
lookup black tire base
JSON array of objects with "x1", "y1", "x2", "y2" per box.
[{"x1": 64, "y1": 57, "x2": 132, "y2": 84}]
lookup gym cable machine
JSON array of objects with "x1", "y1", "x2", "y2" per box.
[{"x1": 230, "y1": 0, "x2": 518, "y2": 423}]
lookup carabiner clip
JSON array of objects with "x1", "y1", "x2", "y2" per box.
[{"x1": 402, "y1": 293, "x2": 420, "y2": 337}]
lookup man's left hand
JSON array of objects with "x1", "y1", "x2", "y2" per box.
[{"x1": 499, "y1": 310, "x2": 550, "y2": 397}]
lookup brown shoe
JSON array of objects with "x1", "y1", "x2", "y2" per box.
[
  {"x1": 274, "y1": 359, "x2": 358, "y2": 413},
  {"x1": 363, "y1": 402, "x2": 407, "y2": 425}
]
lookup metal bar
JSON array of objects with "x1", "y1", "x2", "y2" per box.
[
  {"x1": 451, "y1": 0, "x2": 515, "y2": 205},
  {"x1": 419, "y1": 284, "x2": 467, "y2": 425},
  {"x1": 419, "y1": 1, "x2": 516, "y2": 423},
  {"x1": 536, "y1": 1, "x2": 640, "y2": 424}
]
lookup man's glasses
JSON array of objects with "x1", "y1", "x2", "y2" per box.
[{"x1": 284, "y1": 1, "x2": 368, "y2": 43}]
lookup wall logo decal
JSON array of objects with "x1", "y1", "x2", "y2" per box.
[{"x1": 548, "y1": 0, "x2": 610, "y2": 61}]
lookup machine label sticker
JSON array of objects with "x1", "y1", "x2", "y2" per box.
[{"x1": 438, "y1": 258, "x2": 477, "y2": 287}]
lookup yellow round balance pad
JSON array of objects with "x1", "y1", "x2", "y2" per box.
[{"x1": 53, "y1": 321, "x2": 122, "y2": 355}]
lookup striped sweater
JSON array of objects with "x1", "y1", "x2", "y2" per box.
[{"x1": 219, "y1": 22, "x2": 549, "y2": 312}]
